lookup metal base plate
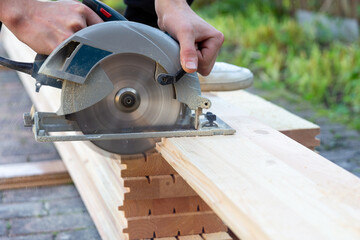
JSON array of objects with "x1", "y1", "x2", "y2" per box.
[{"x1": 24, "y1": 111, "x2": 235, "y2": 155}]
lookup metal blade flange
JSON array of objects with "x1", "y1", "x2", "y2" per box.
[{"x1": 70, "y1": 53, "x2": 181, "y2": 154}]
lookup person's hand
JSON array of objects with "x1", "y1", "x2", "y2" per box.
[
  {"x1": 155, "y1": 0, "x2": 224, "y2": 76},
  {"x1": 0, "y1": 0, "x2": 103, "y2": 55}
]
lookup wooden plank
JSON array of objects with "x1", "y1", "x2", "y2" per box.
[
  {"x1": 120, "y1": 149, "x2": 176, "y2": 177},
  {"x1": 154, "y1": 237, "x2": 177, "y2": 240},
  {"x1": 155, "y1": 232, "x2": 233, "y2": 240},
  {"x1": 211, "y1": 91, "x2": 320, "y2": 148},
  {"x1": 178, "y1": 235, "x2": 203, "y2": 240},
  {"x1": 1, "y1": 27, "x2": 127, "y2": 240},
  {"x1": 124, "y1": 174, "x2": 196, "y2": 200},
  {"x1": 157, "y1": 95, "x2": 360, "y2": 240},
  {"x1": 202, "y1": 232, "x2": 232, "y2": 240},
  {"x1": 0, "y1": 160, "x2": 71, "y2": 190},
  {"x1": 124, "y1": 211, "x2": 227, "y2": 239},
  {"x1": 119, "y1": 196, "x2": 211, "y2": 217}
]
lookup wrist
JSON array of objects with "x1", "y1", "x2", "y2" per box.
[{"x1": 155, "y1": 0, "x2": 191, "y2": 30}]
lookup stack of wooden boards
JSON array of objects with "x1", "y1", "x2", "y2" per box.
[
  {"x1": 3, "y1": 26, "x2": 360, "y2": 240},
  {"x1": 115, "y1": 150, "x2": 228, "y2": 238}
]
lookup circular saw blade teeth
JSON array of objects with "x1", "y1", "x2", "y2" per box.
[{"x1": 70, "y1": 53, "x2": 181, "y2": 155}]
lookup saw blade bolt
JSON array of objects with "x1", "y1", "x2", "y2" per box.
[{"x1": 114, "y1": 87, "x2": 141, "y2": 113}]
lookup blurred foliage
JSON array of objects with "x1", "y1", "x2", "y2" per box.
[
  {"x1": 103, "y1": 0, "x2": 126, "y2": 12},
  {"x1": 193, "y1": 1, "x2": 360, "y2": 129}
]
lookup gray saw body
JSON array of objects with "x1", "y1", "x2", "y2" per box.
[
  {"x1": 20, "y1": 21, "x2": 235, "y2": 155},
  {"x1": 39, "y1": 21, "x2": 210, "y2": 115}
]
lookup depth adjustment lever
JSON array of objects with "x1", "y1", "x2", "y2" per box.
[{"x1": 157, "y1": 68, "x2": 187, "y2": 85}]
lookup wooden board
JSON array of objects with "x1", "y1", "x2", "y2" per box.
[
  {"x1": 120, "y1": 149, "x2": 176, "y2": 177},
  {"x1": 155, "y1": 232, "x2": 232, "y2": 240},
  {"x1": 207, "y1": 91, "x2": 320, "y2": 148},
  {"x1": 157, "y1": 95, "x2": 360, "y2": 240},
  {"x1": 119, "y1": 196, "x2": 211, "y2": 217},
  {"x1": 0, "y1": 160, "x2": 71, "y2": 190},
  {"x1": 125, "y1": 211, "x2": 227, "y2": 239},
  {"x1": 124, "y1": 174, "x2": 196, "y2": 200}
]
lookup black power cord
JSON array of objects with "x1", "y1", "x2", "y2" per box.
[{"x1": 0, "y1": 21, "x2": 34, "y2": 74}]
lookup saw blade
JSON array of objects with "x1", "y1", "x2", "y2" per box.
[{"x1": 69, "y1": 53, "x2": 181, "y2": 154}]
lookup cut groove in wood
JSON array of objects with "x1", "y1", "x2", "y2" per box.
[
  {"x1": 124, "y1": 174, "x2": 196, "y2": 200},
  {"x1": 120, "y1": 149, "x2": 176, "y2": 177}
]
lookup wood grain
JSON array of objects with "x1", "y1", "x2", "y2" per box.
[
  {"x1": 210, "y1": 91, "x2": 320, "y2": 148},
  {"x1": 125, "y1": 211, "x2": 227, "y2": 239},
  {"x1": 157, "y1": 95, "x2": 360, "y2": 240},
  {"x1": 119, "y1": 196, "x2": 211, "y2": 217},
  {"x1": 120, "y1": 149, "x2": 176, "y2": 177},
  {"x1": 124, "y1": 174, "x2": 196, "y2": 200},
  {"x1": 202, "y1": 232, "x2": 232, "y2": 240}
]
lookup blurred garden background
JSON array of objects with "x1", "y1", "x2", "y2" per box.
[{"x1": 106, "y1": 0, "x2": 360, "y2": 131}]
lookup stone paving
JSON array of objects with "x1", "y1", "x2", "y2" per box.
[
  {"x1": 0, "y1": 43, "x2": 359, "y2": 239},
  {"x1": 0, "y1": 186, "x2": 100, "y2": 240}
]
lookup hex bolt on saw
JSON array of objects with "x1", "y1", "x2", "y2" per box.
[{"x1": 0, "y1": 0, "x2": 235, "y2": 155}]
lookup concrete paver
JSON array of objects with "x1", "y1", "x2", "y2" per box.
[{"x1": 10, "y1": 213, "x2": 94, "y2": 236}]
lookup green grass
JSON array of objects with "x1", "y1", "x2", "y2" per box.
[{"x1": 193, "y1": 1, "x2": 360, "y2": 130}]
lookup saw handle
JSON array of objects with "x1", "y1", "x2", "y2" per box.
[
  {"x1": 30, "y1": 0, "x2": 126, "y2": 91},
  {"x1": 82, "y1": 0, "x2": 127, "y2": 21}
]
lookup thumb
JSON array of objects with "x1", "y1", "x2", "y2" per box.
[{"x1": 178, "y1": 33, "x2": 198, "y2": 73}]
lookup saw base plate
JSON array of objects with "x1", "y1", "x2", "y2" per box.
[{"x1": 24, "y1": 111, "x2": 235, "y2": 155}]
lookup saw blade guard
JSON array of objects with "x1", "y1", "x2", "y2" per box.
[{"x1": 37, "y1": 21, "x2": 209, "y2": 115}]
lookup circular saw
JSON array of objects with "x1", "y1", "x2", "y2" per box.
[{"x1": 1, "y1": 0, "x2": 235, "y2": 155}]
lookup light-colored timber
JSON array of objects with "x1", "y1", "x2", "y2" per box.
[
  {"x1": 202, "y1": 232, "x2": 232, "y2": 240},
  {"x1": 124, "y1": 174, "x2": 196, "y2": 200},
  {"x1": 119, "y1": 196, "x2": 211, "y2": 218},
  {"x1": 207, "y1": 91, "x2": 320, "y2": 148},
  {"x1": 157, "y1": 94, "x2": 360, "y2": 240},
  {"x1": 125, "y1": 211, "x2": 227, "y2": 239},
  {"x1": 0, "y1": 160, "x2": 71, "y2": 190}
]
